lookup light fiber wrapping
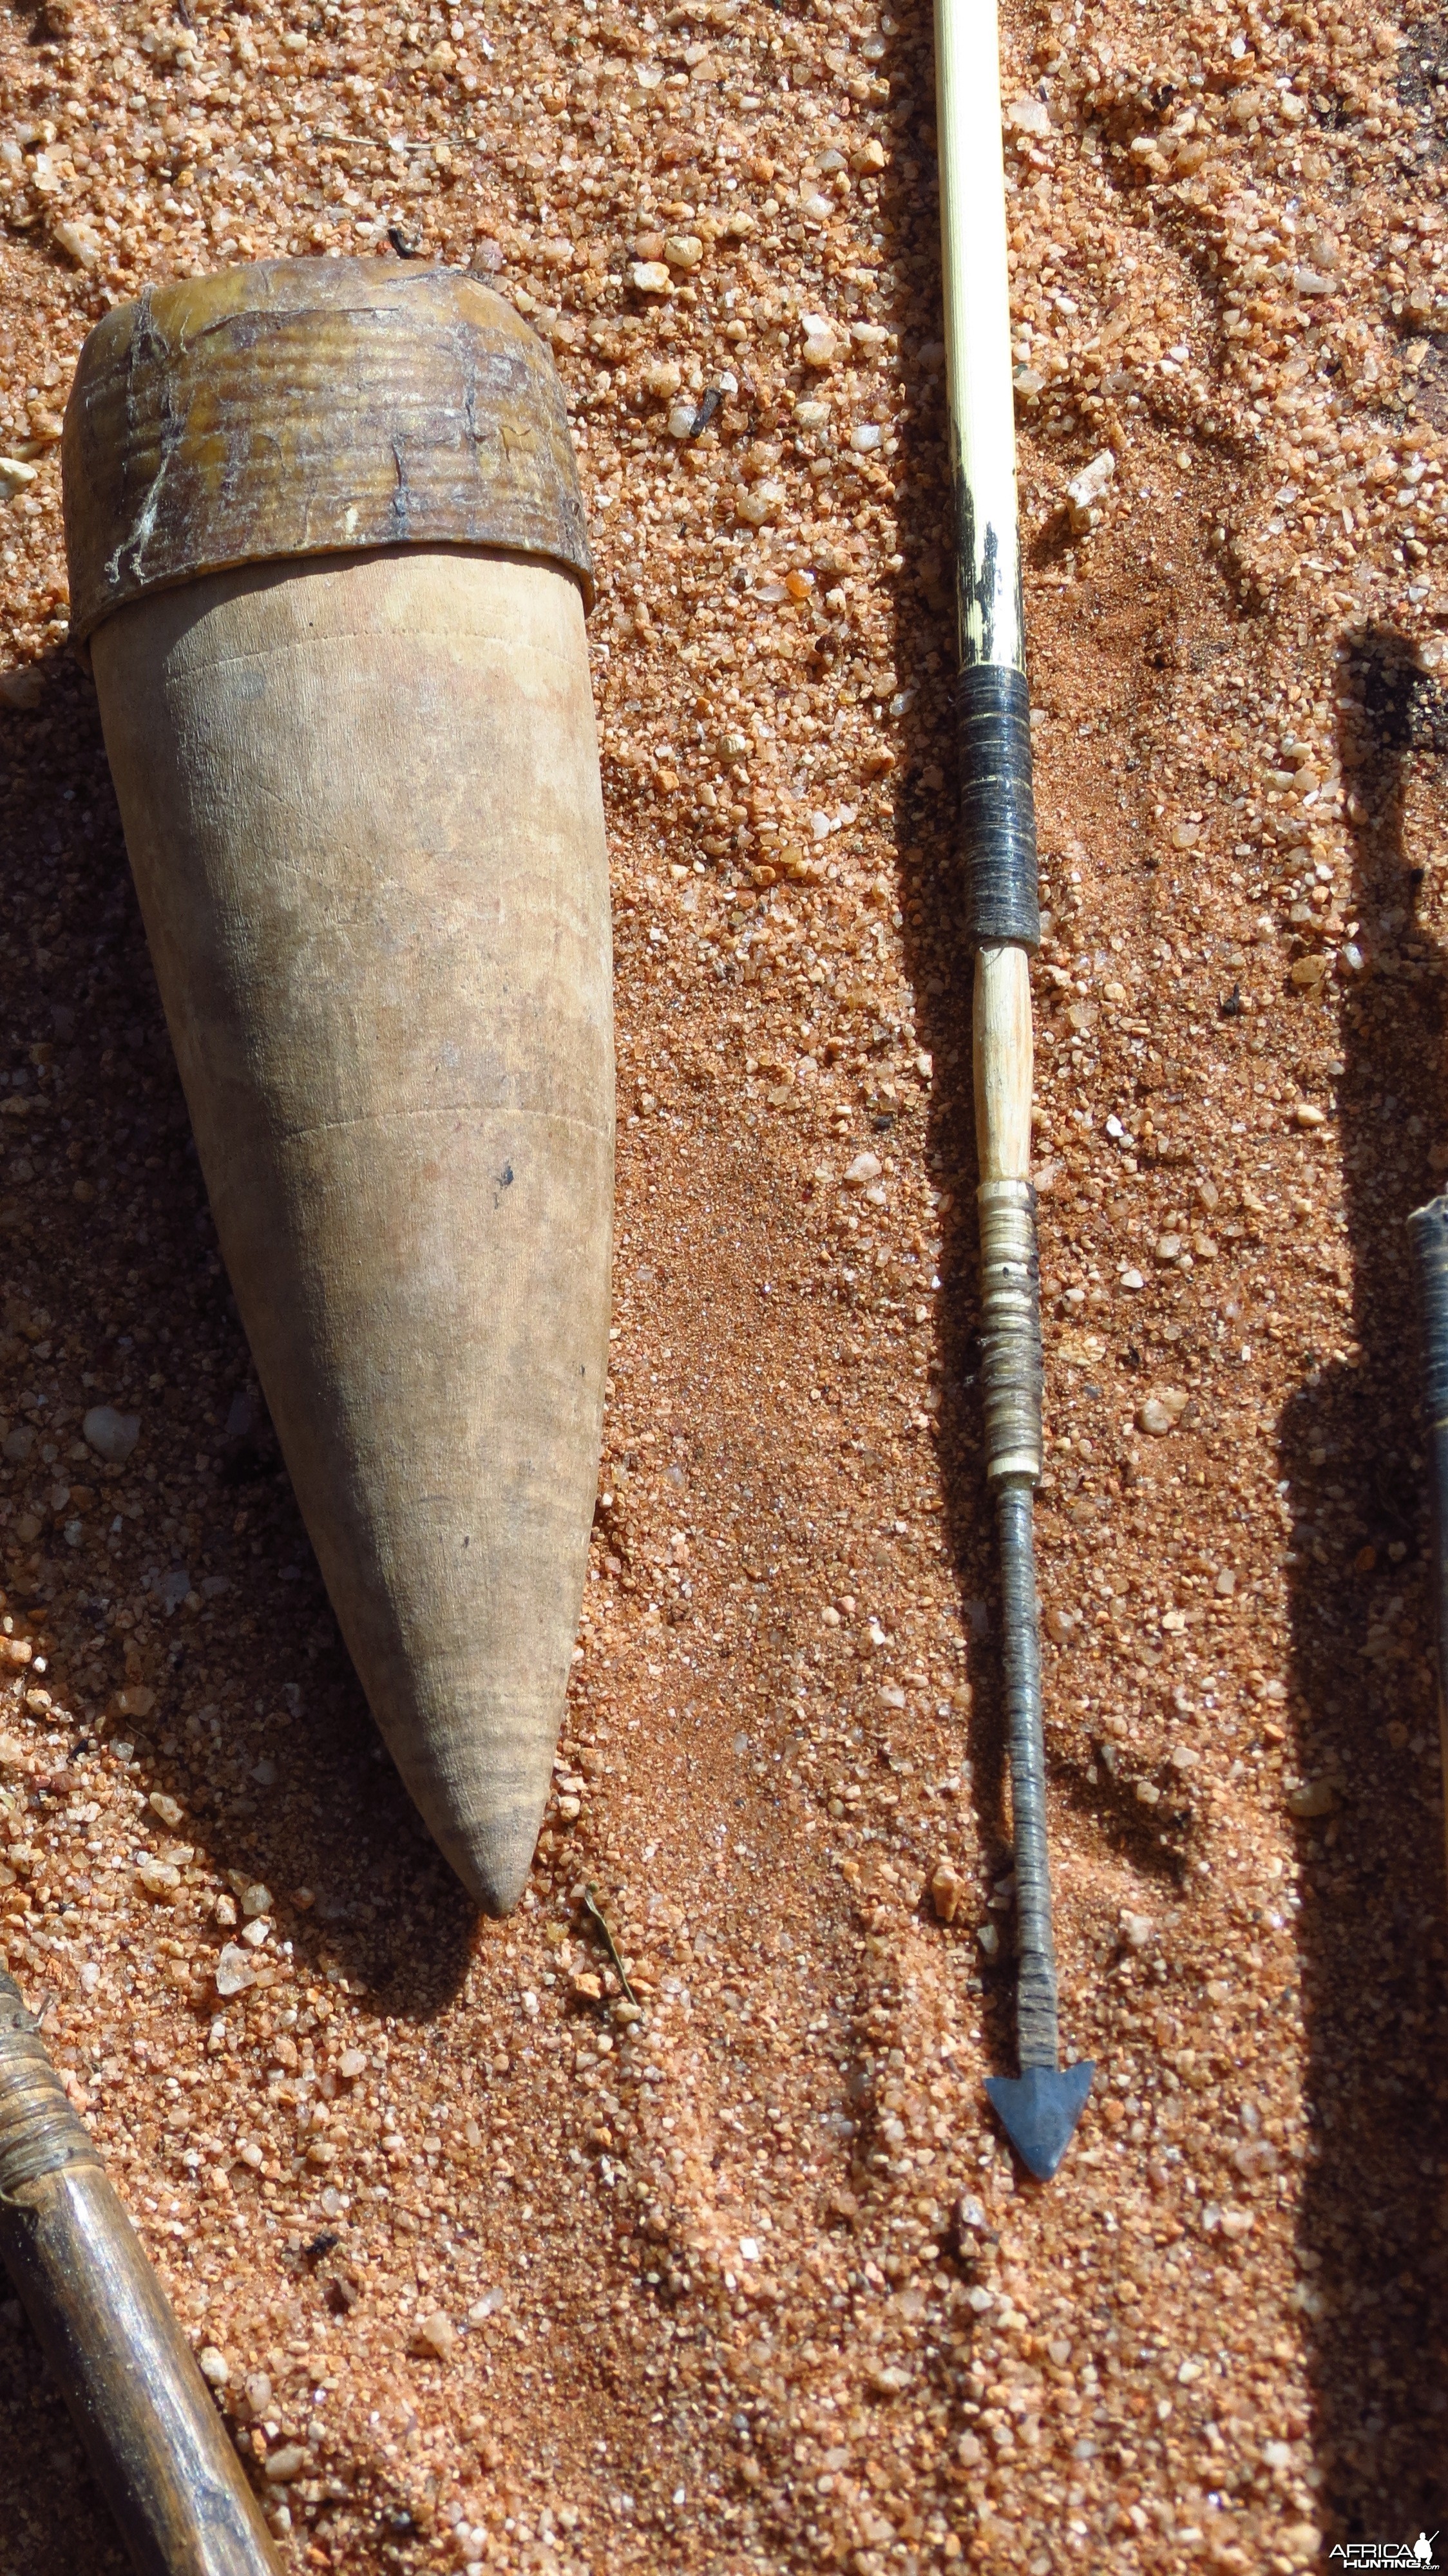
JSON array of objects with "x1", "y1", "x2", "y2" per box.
[{"x1": 976, "y1": 1177, "x2": 1043, "y2": 1484}]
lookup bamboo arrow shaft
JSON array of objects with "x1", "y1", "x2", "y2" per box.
[{"x1": 936, "y1": 0, "x2": 1091, "y2": 2173}]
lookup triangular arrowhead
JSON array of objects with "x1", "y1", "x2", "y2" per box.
[{"x1": 984, "y1": 2061, "x2": 1094, "y2": 2181}]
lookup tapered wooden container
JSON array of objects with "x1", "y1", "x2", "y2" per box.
[{"x1": 64, "y1": 261, "x2": 613, "y2": 1913}]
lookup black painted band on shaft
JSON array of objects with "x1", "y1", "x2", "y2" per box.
[
  {"x1": 1409, "y1": 1195, "x2": 1448, "y2": 1745},
  {"x1": 957, "y1": 662, "x2": 1040, "y2": 951}
]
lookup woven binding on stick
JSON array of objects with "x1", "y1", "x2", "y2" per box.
[
  {"x1": 63, "y1": 258, "x2": 595, "y2": 643},
  {"x1": 0, "y1": 1972, "x2": 102, "y2": 2198}
]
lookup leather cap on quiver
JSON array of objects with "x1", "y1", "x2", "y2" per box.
[{"x1": 64, "y1": 256, "x2": 595, "y2": 643}]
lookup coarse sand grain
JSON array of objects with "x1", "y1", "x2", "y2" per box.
[{"x1": 0, "y1": 0, "x2": 1442, "y2": 2569}]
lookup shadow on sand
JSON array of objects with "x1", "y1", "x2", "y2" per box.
[{"x1": 1275, "y1": 623, "x2": 1448, "y2": 2539}]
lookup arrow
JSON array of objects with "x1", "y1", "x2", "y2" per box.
[{"x1": 934, "y1": 0, "x2": 1092, "y2": 2178}]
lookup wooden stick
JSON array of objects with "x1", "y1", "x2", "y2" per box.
[
  {"x1": 0, "y1": 1970, "x2": 281, "y2": 2575},
  {"x1": 935, "y1": 0, "x2": 1093, "y2": 2181}
]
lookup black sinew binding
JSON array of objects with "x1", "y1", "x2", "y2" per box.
[{"x1": 957, "y1": 662, "x2": 1040, "y2": 951}]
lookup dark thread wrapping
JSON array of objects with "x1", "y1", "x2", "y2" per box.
[
  {"x1": 957, "y1": 663, "x2": 1040, "y2": 951},
  {"x1": 998, "y1": 1482, "x2": 1059, "y2": 2070}
]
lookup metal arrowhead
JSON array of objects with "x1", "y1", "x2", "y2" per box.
[{"x1": 984, "y1": 2061, "x2": 1094, "y2": 2181}]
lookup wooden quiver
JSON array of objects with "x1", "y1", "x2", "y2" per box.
[{"x1": 63, "y1": 261, "x2": 613, "y2": 1914}]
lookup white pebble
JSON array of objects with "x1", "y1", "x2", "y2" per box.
[
  {"x1": 737, "y1": 481, "x2": 785, "y2": 526},
  {"x1": 1065, "y1": 448, "x2": 1116, "y2": 533},
  {"x1": 51, "y1": 217, "x2": 102, "y2": 272}
]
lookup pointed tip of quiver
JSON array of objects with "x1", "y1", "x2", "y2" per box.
[
  {"x1": 412, "y1": 1708, "x2": 560, "y2": 1917},
  {"x1": 352, "y1": 1561, "x2": 583, "y2": 1922},
  {"x1": 435, "y1": 1806, "x2": 547, "y2": 1921}
]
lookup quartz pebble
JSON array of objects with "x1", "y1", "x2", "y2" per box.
[
  {"x1": 1287, "y1": 1778, "x2": 1337, "y2": 1819},
  {"x1": 214, "y1": 1944, "x2": 256, "y2": 1998},
  {"x1": 82, "y1": 1405, "x2": 140, "y2": 1464},
  {"x1": 1065, "y1": 448, "x2": 1116, "y2": 532},
  {"x1": 800, "y1": 315, "x2": 839, "y2": 368},
  {"x1": 928, "y1": 1856, "x2": 963, "y2": 1924}
]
